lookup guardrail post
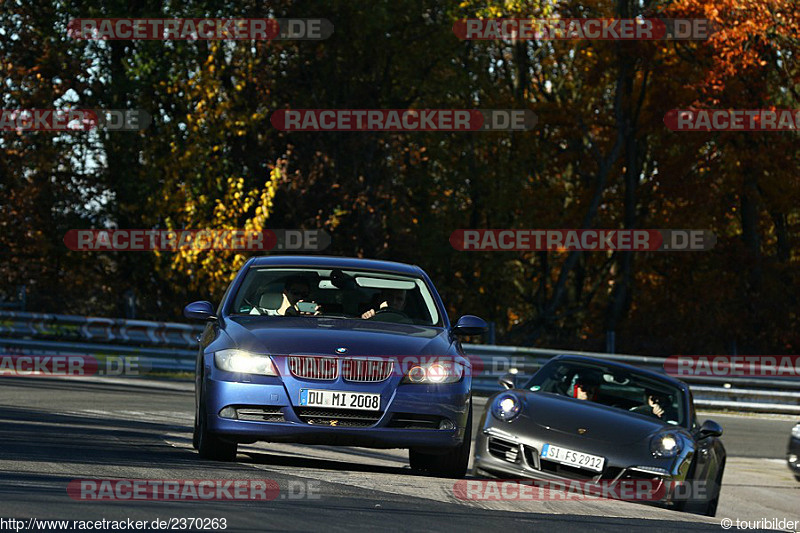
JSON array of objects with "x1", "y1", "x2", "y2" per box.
[
  {"x1": 17, "y1": 285, "x2": 26, "y2": 311},
  {"x1": 606, "y1": 330, "x2": 615, "y2": 353},
  {"x1": 123, "y1": 289, "x2": 136, "y2": 319}
]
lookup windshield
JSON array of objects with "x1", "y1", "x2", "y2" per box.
[
  {"x1": 229, "y1": 266, "x2": 441, "y2": 326},
  {"x1": 525, "y1": 360, "x2": 686, "y2": 427}
]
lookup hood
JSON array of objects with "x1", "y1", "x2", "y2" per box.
[
  {"x1": 517, "y1": 391, "x2": 675, "y2": 445},
  {"x1": 223, "y1": 316, "x2": 455, "y2": 358}
]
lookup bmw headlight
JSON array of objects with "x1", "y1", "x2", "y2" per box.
[
  {"x1": 792, "y1": 423, "x2": 800, "y2": 439},
  {"x1": 650, "y1": 431, "x2": 682, "y2": 458},
  {"x1": 402, "y1": 361, "x2": 464, "y2": 384},
  {"x1": 491, "y1": 393, "x2": 521, "y2": 422},
  {"x1": 214, "y1": 349, "x2": 277, "y2": 376}
]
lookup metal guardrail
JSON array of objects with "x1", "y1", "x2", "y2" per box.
[
  {"x1": 0, "y1": 310, "x2": 201, "y2": 347},
  {"x1": 0, "y1": 311, "x2": 798, "y2": 414}
]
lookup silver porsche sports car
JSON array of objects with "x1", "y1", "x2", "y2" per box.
[{"x1": 473, "y1": 355, "x2": 726, "y2": 516}]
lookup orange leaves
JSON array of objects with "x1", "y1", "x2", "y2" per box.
[{"x1": 666, "y1": 0, "x2": 798, "y2": 96}]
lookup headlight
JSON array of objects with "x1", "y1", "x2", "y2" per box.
[
  {"x1": 650, "y1": 431, "x2": 682, "y2": 458},
  {"x1": 792, "y1": 423, "x2": 800, "y2": 439},
  {"x1": 402, "y1": 361, "x2": 463, "y2": 384},
  {"x1": 214, "y1": 349, "x2": 277, "y2": 376},
  {"x1": 491, "y1": 393, "x2": 521, "y2": 422}
]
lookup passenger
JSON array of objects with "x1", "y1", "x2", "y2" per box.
[{"x1": 277, "y1": 276, "x2": 320, "y2": 316}]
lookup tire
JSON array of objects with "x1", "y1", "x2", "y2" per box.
[
  {"x1": 408, "y1": 400, "x2": 472, "y2": 478},
  {"x1": 701, "y1": 461, "x2": 725, "y2": 517},
  {"x1": 795, "y1": 474, "x2": 800, "y2": 482},
  {"x1": 196, "y1": 398, "x2": 238, "y2": 462},
  {"x1": 675, "y1": 459, "x2": 724, "y2": 517}
]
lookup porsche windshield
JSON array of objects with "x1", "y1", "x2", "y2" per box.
[
  {"x1": 526, "y1": 360, "x2": 686, "y2": 427},
  {"x1": 229, "y1": 267, "x2": 441, "y2": 326}
]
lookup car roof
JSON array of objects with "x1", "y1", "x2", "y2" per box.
[
  {"x1": 550, "y1": 354, "x2": 689, "y2": 391},
  {"x1": 248, "y1": 255, "x2": 424, "y2": 277}
]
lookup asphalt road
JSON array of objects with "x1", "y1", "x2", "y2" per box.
[{"x1": 0, "y1": 376, "x2": 798, "y2": 532}]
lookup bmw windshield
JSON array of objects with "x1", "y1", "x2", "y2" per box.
[{"x1": 229, "y1": 267, "x2": 442, "y2": 326}]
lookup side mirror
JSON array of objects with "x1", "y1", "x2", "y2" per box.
[
  {"x1": 452, "y1": 315, "x2": 489, "y2": 336},
  {"x1": 498, "y1": 373, "x2": 516, "y2": 390},
  {"x1": 698, "y1": 419, "x2": 723, "y2": 439},
  {"x1": 184, "y1": 301, "x2": 217, "y2": 320}
]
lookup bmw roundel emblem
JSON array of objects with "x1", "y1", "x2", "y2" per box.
[{"x1": 336, "y1": 347, "x2": 347, "y2": 354}]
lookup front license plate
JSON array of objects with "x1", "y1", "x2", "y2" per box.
[
  {"x1": 299, "y1": 389, "x2": 380, "y2": 411},
  {"x1": 540, "y1": 444, "x2": 605, "y2": 472}
]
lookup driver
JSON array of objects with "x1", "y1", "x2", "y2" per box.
[
  {"x1": 361, "y1": 288, "x2": 407, "y2": 319},
  {"x1": 277, "y1": 276, "x2": 321, "y2": 316},
  {"x1": 631, "y1": 390, "x2": 675, "y2": 421}
]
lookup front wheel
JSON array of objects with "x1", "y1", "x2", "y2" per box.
[
  {"x1": 196, "y1": 400, "x2": 238, "y2": 462},
  {"x1": 409, "y1": 400, "x2": 472, "y2": 478},
  {"x1": 700, "y1": 462, "x2": 725, "y2": 517},
  {"x1": 675, "y1": 459, "x2": 724, "y2": 517}
]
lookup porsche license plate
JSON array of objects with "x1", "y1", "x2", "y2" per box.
[
  {"x1": 540, "y1": 444, "x2": 605, "y2": 472},
  {"x1": 299, "y1": 389, "x2": 380, "y2": 411}
]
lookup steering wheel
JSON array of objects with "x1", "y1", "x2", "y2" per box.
[{"x1": 366, "y1": 308, "x2": 410, "y2": 322}]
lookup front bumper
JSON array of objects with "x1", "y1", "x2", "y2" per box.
[
  {"x1": 473, "y1": 425, "x2": 690, "y2": 504},
  {"x1": 203, "y1": 368, "x2": 470, "y2": 449}
]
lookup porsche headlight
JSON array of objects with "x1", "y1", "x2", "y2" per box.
[
  {"x1": 214, "y1": 349, "x2": 277, "y2": 376},
  {"x1": 792, "y1": 423, "x2": 800, "y2": 439},
  {"x1": 650, "y1": 431, "x2": 681, "y2": 458},
  {"x1": 491, "y1": 393, "x2": 521, "y2": 422},
  {"x1": 402, "y1": 361, "x2": 463, "y2": 384}
]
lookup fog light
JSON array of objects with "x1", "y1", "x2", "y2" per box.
[
  {"x1": 439, "y1": 419, "x2": 455, "y2": 430},
  {"x1": 789, "y1": 454, "x2": 798, "y2": 463},
  {"x1": 219, "y1": 406, "x2": 238, "y2": 419}
]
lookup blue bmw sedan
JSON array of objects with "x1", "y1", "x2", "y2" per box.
[{"x1": 184, "y1": 255, "x2": 487, "y2": 477}]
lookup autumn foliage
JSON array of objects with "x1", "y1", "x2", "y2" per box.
[{"x1": 1, "y1": 0, "x2": 798, "y2": 355}]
